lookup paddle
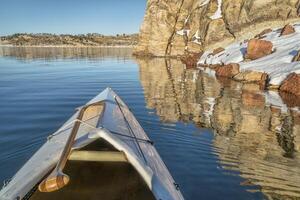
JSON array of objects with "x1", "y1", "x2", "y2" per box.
[{"x1": 38, "y1": 105, "x2": 87, "y2": 193}]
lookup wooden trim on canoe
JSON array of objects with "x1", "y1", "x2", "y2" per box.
[{"x1": 69, "y1": 151, "x2": 127, "y2": 162}]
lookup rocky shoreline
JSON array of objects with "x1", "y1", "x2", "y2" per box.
[
  {"x1": 133, "y1": 0, "x2": 300, "y2": 98},
  {"x1": 194, "y1": 23, "x2": 300, "y2": 97},
  {"x1": 0, "y1": 33, "x2": 138, "y2": 47},
  {"x1": 135, "y1": 22, "x2": 300, "y2": 98},
  {"x1": 134, "y1": 0, "x2": 300, "y2": 57}
]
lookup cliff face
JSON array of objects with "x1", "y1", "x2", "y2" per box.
[{"x1": 135, "y1": 0, "x2": 300, "y2": 57}]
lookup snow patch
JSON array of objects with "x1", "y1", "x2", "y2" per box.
[
  {"x1": 184, "y1": 15, "x2": 190, "y2": 24},
  {"x1": 198, "y1": 22, "x2": 300, "y2": 85},
  {"x1": 192, "y1": 30, "x2": 202, "y2": 45},
  {"x1": 176, "y1": 29, "x2": 190, "y2": 36},
  {"x1": 210, "y1": 0, "x2": 223, "y2": 20},
  {"x1": 198, "y1": 66, "x2": 216, "y2": 77},
  {"x1": 199, "y1": 0, "x2": 211, "y2": 7},
  {"x1": 265, "y1": 91, "x2": 288, "y2": 113}
]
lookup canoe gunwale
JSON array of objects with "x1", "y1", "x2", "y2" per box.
[{"x1": 47, "y1": 101, "x2": 106, "y2": 141}]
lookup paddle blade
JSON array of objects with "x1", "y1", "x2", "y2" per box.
[{"x1": 38, "y1": 173, "x2": 70, "y2": 193}]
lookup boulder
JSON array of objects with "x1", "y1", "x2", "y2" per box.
[
  {"x1": 215, "y1": 63, "x2": 240, "y2": 78},
  {"x1": 279, "y1": 73, "x2": 300, "y2": 96},
  {"x1": 234, "y1": 71, "x2": 269, "y2": 89},
  {"x1": 280, "y1": 92, "x2": 300, "y2": 107},
  {"x1": 212, "y1": 47, "x2": 225, "y2": 55},
  {"x1": 280, "y1": 24, "x2": 295, "y2": 36},
  {"x1": 292, "y1": 50, "x2": 300, "y2": 62},
  {"x1": 245, "y1": 39, "x2": 273, "y2": 60},
  {"x1": 180, "y1": 52, "x2": 203, "y2": 69},
  {"x1": 255, "y1": 28, "x2": 273, "y2": 39}
]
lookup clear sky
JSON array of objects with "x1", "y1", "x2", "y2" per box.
[{"x1": 0, "y1": 0, "x2": 146, "y2": 36}]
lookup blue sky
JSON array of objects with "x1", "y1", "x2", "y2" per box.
[{"x1": 0, "y1": 0, "x2": 146, "y2": 36}]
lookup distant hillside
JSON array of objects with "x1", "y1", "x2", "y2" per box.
[{"x1": 0, "y1": 33, "x2": 138, "y2": 47}]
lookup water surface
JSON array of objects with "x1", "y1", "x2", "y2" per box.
[{"x1": 0, "y1": 47, "x2": 299, "y2": 200}]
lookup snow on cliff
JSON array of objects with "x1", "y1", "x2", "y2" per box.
[
  {"x1": 198, "y1": 23, "x2": 300, "y2": 85},
  {"x1": 210, "y1": 0, "x2": 222, "y2": 20}
]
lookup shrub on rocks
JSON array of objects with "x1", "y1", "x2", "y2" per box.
[
  {"x1": 280, "y1": 24, "x2": 295, "y2": 36},
  {"x1": 279, "y1": 73, "x2": 300, "y2": 96},
  {"x1": 245, "y1": 39, "x2": 273, "y2": 60},
  {"x1": 215, "y1": 63, "x2": 240, "y2": 78}
]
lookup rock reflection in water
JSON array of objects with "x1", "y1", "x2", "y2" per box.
[
  {"x1": 0, "y1": 46, "x2": 133, "y2": 60},
  {"x1": 136, "y1": 58, "x2": 300, "y2": 199}
]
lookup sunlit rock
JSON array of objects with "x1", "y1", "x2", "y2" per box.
[
  {"x1": 135, "y1": 0, "x2": 300, "y2": 57},
  {"x1": 215, "y1": 63, "x2": 240, "y2": 78},
  {"x1": 245, "y1": 39, "x2": 273, "y2": 60},
  {"x1": 280, "y1": 24, "x2": 296, "y2": 36}
]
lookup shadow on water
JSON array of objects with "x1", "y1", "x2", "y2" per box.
[
  {"x1": 0, "y1": 47, "x2": 299, "y2": 200},
  {"x1": 135, "y1": 57, "x2": 300, "y2": 200}
]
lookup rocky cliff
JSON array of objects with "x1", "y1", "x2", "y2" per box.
[{"x1": 134, "y1": 0, "x2": 300, "y2": 57}]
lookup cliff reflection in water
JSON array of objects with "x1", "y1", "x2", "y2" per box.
[{"x1": 137, "y1": 58, "x2": 300, "y2": 199}]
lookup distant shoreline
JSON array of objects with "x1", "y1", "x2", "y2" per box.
[
  {"x1": 0, "y1": 44, "x2": 135, "y2": 48},
  {"x1": 0, "y1": 33, "x2": 138, "y2": 48}
]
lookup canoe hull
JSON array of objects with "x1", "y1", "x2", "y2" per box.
[{"x1": 0, "y1": 88, "x2": 184, "y2": 200}]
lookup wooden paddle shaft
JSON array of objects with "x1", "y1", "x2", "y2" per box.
[{"x1": 38, "y1": 103, "x2": 94, "y2": 193}]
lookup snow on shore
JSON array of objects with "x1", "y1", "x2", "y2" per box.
[{"x1": 198, "y1": 23, "x2": 300, "y2": 86}]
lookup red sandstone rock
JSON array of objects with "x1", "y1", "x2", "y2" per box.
[
  {"x1": 279, "y1": 92, "x2": 300, "y2": 107},
  {"x1": 180, "y1": 52, "x2": 203, "y2": 69},
  {"x1": 215, "y1": 63, "x2": 240, "y2": 78},
  {"x1": 279, "y1": 73, "x2": 300, "y2": 96},
  {"x1": 245, "y1": 39, "x2": 273, "y2": 60},
  {"x1": 255, "y1": 28, "x2": 272, "y2": 39},
  {"x1": 212, "y1": 47, "x2": 225, "y2": 55},
  {"x1": 280, "y1": 24, "x2": 295, "y2": 36}
]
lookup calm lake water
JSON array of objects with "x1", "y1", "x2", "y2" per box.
[{"x1": 0, "y1": 47, "x2": 299, "y2": 200}]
